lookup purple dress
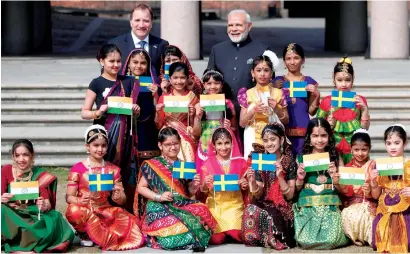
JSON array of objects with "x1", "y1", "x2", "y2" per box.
[{"x1": 272, "y1": 76, "x2": 318, "y2": 156}]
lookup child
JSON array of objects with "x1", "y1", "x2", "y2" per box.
[
  {"x1": 242, "y1": 123, "x2": 296, "y2": 249},
  {"x1": 371, "y1": 124, "x2": 410, "y2": 253},
  {"x1": 333, "y1": 129, "x2": 377, "y2": 246},
  {"x1": 316, "y1": 57, "x2": 370, "y2": 164},
  {"x1": 293, "y1": 118, "x2": 348, "y2": 249},
  {"x1": 155, "y1": 62, "x2": 198, "y2": 162}
]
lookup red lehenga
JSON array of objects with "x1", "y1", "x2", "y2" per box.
[{"x1": 65, "y1": 162, "x2": 144, "y2": 251}]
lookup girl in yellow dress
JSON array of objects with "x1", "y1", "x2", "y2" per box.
[
  {"x1": 200, "y1": 127, "x2": 249, "y2": 244},
  {"x1": 370, "y1": 124, "x2": 410, "y2": 253},
  {"x1": 238, "y1": 54, "x2": 288, "y2": 158}
]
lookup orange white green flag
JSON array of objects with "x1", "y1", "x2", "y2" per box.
[
  {"x1": 303, "y1": 152, "x2": 330, "y2": 172},
  {"x1": 375, "y1": 156, "x2": 404, "y2": 176},
  {"x1": 164, "y1": 95, "x2": 189, "y2": 113},
  {"x1": 107, "y1": 96, "x2": 133, "y2": 115},
  {"x1": 200, "y1": 94, "x2": 225, "y2": 112},
  {"x1": 339, "y1": 167, "x2": 365, "y2": 185},
  {"x1": 9, "y1": 181, "x2": 39, "y2": 201}
]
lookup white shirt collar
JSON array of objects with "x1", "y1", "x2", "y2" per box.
[{"x1": 131, "y1": 32, "x2": 149, "y2": 47}]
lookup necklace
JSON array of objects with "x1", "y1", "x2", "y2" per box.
[
  {"x1": 388, "y1": 175, "x2": 401, "y2": 196},
  {"x1": 87, "y1": 157, "x2": 105, "y2": 174},
  {"x1": 218, "y1": 159, "x2": 231, "y2": 167},
  {"x1": 316, "y1": 171, "x2": 328, "y2": 184}
]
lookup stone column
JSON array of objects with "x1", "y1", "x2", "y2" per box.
[
  {"x1": 161, "y1": 1, "x2": 200, "y2": 59},
  {"x1": 371, "y1": 1, "x2": 409, "y2": 59}
]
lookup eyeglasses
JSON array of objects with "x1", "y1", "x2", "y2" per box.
[{"x1": 162, "y1": 142, "x2": 181, "y2": 149}]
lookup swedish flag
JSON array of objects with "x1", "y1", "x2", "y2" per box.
[
  {"x1": 214, "y1": 174, "x2": 239, "y2": 192},
  {"x1": 331, "y1": 90, "x2": 356, "y2": 108},
  {"x1": 164, "y1": 64, "x2": 170, "y2": 81},
  {"x1": 89, "y1": 173, "x2": 114, "y2": 192},
  {"x1": 172, "y1": 161, "x2": 196, "y2": 179},
  {"x1": 137, "y1": 76, "x2": 153, "y2": 92},
  {"x1": 251, "y1": 153, "x2": 277, "y2": 171},
  {"x1": 283, "y1": 81, "x2": 307, "y2": 98}
]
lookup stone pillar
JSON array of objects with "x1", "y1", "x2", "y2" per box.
[
  {"x1": 325, "y1": 1, "x2": 368, "y2": 53},
  {"x1": 161, "y1": 1, "x2": 200, "y2": 59},
  {"x1": 371, "y1": 1, "x2": 409, "y2": 59},
  {"x1": 1, "y1": 1, "x2": 52, "y2": 56}
]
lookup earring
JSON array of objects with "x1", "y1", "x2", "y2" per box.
[
  {"x1": 302, "y1": 64, "x2": 304, "y2": 69},
  {"x1": 127, "y1": 69, "x2": 131, "y2": 76},
  {"x1": 86, "y1": 150, "x2": 90, "y2": 154},
  {"x1": 252, "y1": 77, "x2": 255, "y2": 82}
]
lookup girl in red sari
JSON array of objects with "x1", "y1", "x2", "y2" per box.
[
  {"x1": 65, "y1": 125, "x2": 143, "y2": 250},
  {"x1": 199, "y1": 127, "x2": 249, "y2": 244},
  {"x1": 159, "y1": 45, "x2": 203, "y2": 96},
  {"x1": 155, "y1": 62, "x2": 198, "y2": 162}
]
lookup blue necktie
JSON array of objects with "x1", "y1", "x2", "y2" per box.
[{"x1": 139, "y1": 41, "x2": 147, "y2": 51}]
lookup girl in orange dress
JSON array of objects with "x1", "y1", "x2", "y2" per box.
[
  {"x1": 65, "y1": 125, "x2": 143, "y2": 250},
  {"x1": 370, "y1": 124, "x2": 410, "y2": 253}
]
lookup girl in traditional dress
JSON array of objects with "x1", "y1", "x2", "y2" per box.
[
  {"x1": 332, "y1": 129, "x2": 377, "y2": 246},
  {"x1": 293, "y1": 118, "x2": 348, "y2": 249},
  {"x1": 135, "y1": 127, "x2": 216, "y2": 251},
  {"x1": 200, "y1": 127, "x2": 249, "y2": 244},
  {"x1": 122, "y1": 48, "x2": 161, "y2": 166},
  {"x1": 1, "y1": 139, "x2": 74, "y2": 253},
  {"x1": 238, "y1": 54, "x2": 288, "y2": 158},
  {"x1": 155, "y1": 62, "x2": 198, "y2": 162},
  {"x1": 65, "y1": 125, "x2": 144, "y2": 250},
  {"x1": 81, "y1": 44, "x2": 141, "y2": 212},
  {"x1": 371, "y1": 124, "x2": 410, "y2": 253},
  {"x1": 272, "y1": 43, "x2": 321, "y2": 157},
  {"x1": 193, "y1": 67, "x2": 238, "y2": 170},
  {"x1": 242, "y1": 123, "x2": 296, "y2": 249},
  {"x1": 316, "y1": 57, "x2": 370, "y2": 164},
  {"x1": 159, "y1": 45, "x2": 202, "y2": 96}
]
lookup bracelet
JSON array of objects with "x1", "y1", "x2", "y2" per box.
[
  {"x1": 251, "y1": 185, "x2": 260, "y2": 194},
  {"x1": 153, "y1": 193, "x2": 161, "y2": 202},
  {"x1": 93, "y1": 111, "x2": 102, "y2": 119},
  {"x1": 281, "y1": 185, "x2": 291, "y2": 195},
  {"x1": 296, "y1": 180, "x2": 304, "y2": 187}
]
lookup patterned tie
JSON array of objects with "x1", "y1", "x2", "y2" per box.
[{"x1": 138, "y1": 41, "x2": 147, "y2": 51}]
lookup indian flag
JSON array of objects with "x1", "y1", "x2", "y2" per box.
[
  {"x1": 107, "y1": 96, "x2": 132, "y2": 115},
  {"x1": 303, "y1": 152, "x2": 330, "y2": 172},
  {"x1": 9, "y1": 181, "x2": 39, "y2": 201},
  {"x1": 339, "y1": 167, "x2": 365, "y2": 185},
  {"x1": 200, "y1": 94, "x2": 225, "y2": 112},
  {"x1": 376, "y1": 156, "x2": 404, "y2": 176},
  {"x1": 164, "y1": 95, "x2": 189, "y2": 113}
]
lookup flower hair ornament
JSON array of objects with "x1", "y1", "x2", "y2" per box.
[
  {"x1": 262, "y1": 50, "x2": 280, "y2": 72},
  {"x1": 390, "y1": 123, "x2": 407, "y2": 132},
  {"x1": 201, "y1": 70, "x2": 224, "y2": 83},
  {"x1": 84, "y1": 124, "x2": 108, "y2": 143},
  {"x1": 353, "y1": 128, "x2": 370, "y2": 135},
  {"x1": 338, "y1": 56, "x2": 352, "y2": 74},
  {"x1": 286, "y1": 43, "x2": 295, "y2": 54}
]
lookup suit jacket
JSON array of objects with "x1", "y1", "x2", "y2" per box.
[{"x1": 109, "y1": 33, "x2": 169, "y2": 75}]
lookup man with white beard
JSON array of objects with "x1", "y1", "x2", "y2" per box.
[{"x1": 207, "y1": 9, "x2": 278, "y2": 115}]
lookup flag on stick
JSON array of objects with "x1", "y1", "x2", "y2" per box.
[
  {"x1": 172, "y1": 161, "x2": 196, "y2": 179},
  {"x1": 331, "y1": 90, "x2": 356, "y2": 108},
  {"x1": 376, "y1": 156, "x2": 404, "y2": 176},
  {"x1": 283, "y1": 81, "x2": 308, "y2": 98},
  {"x1": 164, "y1": 64, "x2": 170, "y2": 81},
  {"x1": 137, "y1": 76, "x2": 153, "y2": 92},
  {"x1": 107, "y1": 96, "x2": 133, "y2": 115},
  {"x1": 200, "y1": 94, "x2": 226, "y2": 112},
  {"x1": 164, "y1": 95, "x2": 189, "y2": 113},
  {"x1": 89, "y1": 173, "x2": 114, "y2": 192},
  {"x1": 303, "y1": 152, "x2": 330, "y2": 172},
  {"x1": 339, "y1": 167, "x2": 365, "y2": 185},
  {"x1": 251, "y1": 153, "x2": 276, "y2": 171},
  {"x1": 9, "y1": 181, "x2": 39, "y2": 201},
  {"x1": 214, "y1": 174, "x2": 239, "y2": 192}
]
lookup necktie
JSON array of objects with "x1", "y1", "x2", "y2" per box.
[{"x1": 138, "y1": 41, "x2": 147, "y2": 51}]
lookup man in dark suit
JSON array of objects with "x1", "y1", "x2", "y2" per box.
[{"x1": 109, "y1": 4, "x2": 169, "y2": 75}]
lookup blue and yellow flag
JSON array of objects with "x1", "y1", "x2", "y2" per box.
[
  {"x1": 164, "y1": 64, "x2": 170, "y2": 81},
  {"x1": 172, "y1": 161, "x2": 196, "y2": 179},
  {"x1": 214, "y1": 174, "x2": 239, "y2": 192},
  {"x1": 137, "y1": 76, "x2": 153, "y2": 92},
  {"x1": 331, "y1": 90, "x2": 356, "y2": 108},
  {"x1": 283, "y1": 81, "x2": 307, "y2": 98},
  {"x1": 251, "y1": 153, "x2": 276, "y2": 171},
  {"x1": 88, "y1": 173, "x2": 114, "y2": 192}
]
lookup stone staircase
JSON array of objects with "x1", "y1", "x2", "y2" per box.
[{"x1": 2, "y1": 81, "x2": 409, "y2": 167}]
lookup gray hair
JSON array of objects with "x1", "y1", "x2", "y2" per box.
[{"x1": 227, "y1": 9, "x2": 251, "y2": 24}]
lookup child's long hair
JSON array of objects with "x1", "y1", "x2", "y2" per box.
[{"x1": 302, "y1": 118, "x2": 339, "y2": 165}]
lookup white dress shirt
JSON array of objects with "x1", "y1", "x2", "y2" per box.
[{"x1": 131, "y1": 32, "x2": 149, "y2": 53}]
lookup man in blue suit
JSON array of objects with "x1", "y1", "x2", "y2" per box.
[{"x1": 109, "y1": 4, "x2": 169, "y2": 75}]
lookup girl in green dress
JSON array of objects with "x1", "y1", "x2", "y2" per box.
[
  {"x1": 1, "y1": 139, "x2": 74, "y2": 253},
  {"x1": 293, "y1": 118, "x2": 348, "y2": 249}
]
